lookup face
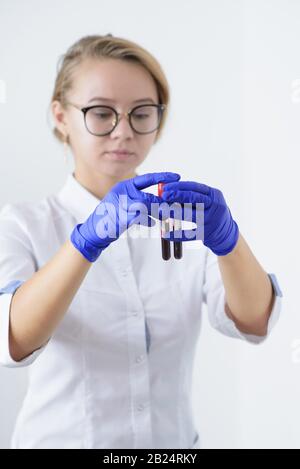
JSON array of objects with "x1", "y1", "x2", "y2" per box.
[{"x1": 52, "y1": 58, "x2": 160, "y2": 186}]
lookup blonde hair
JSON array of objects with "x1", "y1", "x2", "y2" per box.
[{"x1": 51, "y1": 34, "x2": 170, "y2": 144}]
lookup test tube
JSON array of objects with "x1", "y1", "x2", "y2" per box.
[
  {"x1": 173, "y1": 212, "x2": 183, "y2": 259},
  {"x1": 158, "y1": 183, "x2": 171, "y2": 260}
]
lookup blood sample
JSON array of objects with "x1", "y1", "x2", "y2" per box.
[
  {"x1": 158, "y1": 182, "x2": 171, "y2": 260},
  {"x1": 173, "y1": 214, "x2": 183, "y2": 259},
  {"x1": 158, "y1": 182, "x2": 183, "y2": 260}
]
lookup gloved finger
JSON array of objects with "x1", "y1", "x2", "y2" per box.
[
  {"x1": 139, "y1": 192, "x2": 165, "y2": 207},
  {"x1": 149, "y1": 201, "x2": 185, "y2": 222},
  {"x1": 129, "y1": 214, "x2": 156, "y2": 228},
  {"x1": 151, "y1": 202, "x2": 204, "y2": 224},
  {"x1": 133, "y1": 172, "x2": 180, "y2": 190},
  {"x1": 143, "y1": 216, "x2": 156, "y2": 227},
  {"x1": 131, "y1": 192, "x2": 187, "y2": 216},
  {"x1": 162, "y1": 228, "x2": 203, "y2": 242},
  {"x1": 126, "y1": 199, "x2": 198, "y2": 223},
  {"x1": 161, "y1": 189, "x2": 211, "y2": 206},
  {"x1": 127, "y1": 200, "x2": 162, "y2": 219},
  {"x1": 162, "y1": 181, "x2": 211, "y2": 195}
]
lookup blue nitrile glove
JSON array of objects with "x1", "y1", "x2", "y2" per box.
[
  {"x1": 70, "y1": 172, "x2": 181, "y2": 262},
  {"x1": 161, "y1": 181, "x2": 239, "y2": 256}
]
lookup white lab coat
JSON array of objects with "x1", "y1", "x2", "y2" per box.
[{"x1": 0, "y1": 172, "x2": 282, "y2": 449}]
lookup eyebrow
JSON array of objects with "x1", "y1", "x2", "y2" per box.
[{"x1": 87, "y1": 96, "x2": 156, "y2": 104}]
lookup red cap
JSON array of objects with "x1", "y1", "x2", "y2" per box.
[{"x1": 158, "y1": 182, "x2": 164, "y2": 197}]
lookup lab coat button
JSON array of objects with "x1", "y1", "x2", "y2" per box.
[
  {"x1": 136, "y1": 354, "x2": 144, "y2": 363},
  {"x1": 137, "y1": 404, "x2": 145, "y2": 411}
]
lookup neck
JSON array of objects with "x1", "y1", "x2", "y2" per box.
[{"x1": 73, "y1": 167, "x2": 137, "y2": 200}]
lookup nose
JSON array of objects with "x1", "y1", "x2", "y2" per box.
[{"x1": 110, "y1": 112, "x2": 134, "y2": 138}]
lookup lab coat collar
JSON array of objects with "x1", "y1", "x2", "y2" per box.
[
  {"x1": 57, "y1": 172, "x2": 101, "y2": 222},
  {"x1": 57, "y1": 170, "x2": 158, "y2": 224}
]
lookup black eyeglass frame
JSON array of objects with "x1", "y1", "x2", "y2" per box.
[{"x1": 65, "y1": 102, "x2": 166, "y2": 136}]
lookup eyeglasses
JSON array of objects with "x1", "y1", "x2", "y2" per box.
[{"x1": 65, "y1": 101, "x2": 166, "y2": 136}]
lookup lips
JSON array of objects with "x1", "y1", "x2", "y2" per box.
[
  {"x1": 106, "y1": 151, "x2": 135, "y2": 161},
  {"x1": 109, "y1": 150, "x2": 133, "y2": 155}
]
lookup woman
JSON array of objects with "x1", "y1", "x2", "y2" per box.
[{"x1": 0, "y1": 34, "x2": 282, "y2": 449}]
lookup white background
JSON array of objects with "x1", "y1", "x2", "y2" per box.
[{"x1": 0, "y1": 0, "x2": 299, "y2": 449}]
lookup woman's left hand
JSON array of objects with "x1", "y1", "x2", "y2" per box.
[{"x1": 161, "y1": 180, "x2": 239, "y2": 256}]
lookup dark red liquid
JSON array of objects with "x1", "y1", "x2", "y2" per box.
[{"x1": 157, "y1": 182, "x2": 182, "y2": 260}]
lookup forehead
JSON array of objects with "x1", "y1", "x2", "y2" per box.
[{"x1": 70, "y1": 58, "x2": 158, "y2": 105}]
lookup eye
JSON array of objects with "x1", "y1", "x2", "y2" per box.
[
  {"x1": 90, "y1": 108, "x2": 114, "y2": 120},
  {"x1": 95, "y1": 112, "x2": 112, "y2": 119},
  {"x1": 133, "y1": 113, "x2": 149, "y2": 120},
  {"x1": 132, "y1": 108, "x2": 153, "y2": 119}
]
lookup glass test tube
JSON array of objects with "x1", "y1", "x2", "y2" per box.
[{"x1": 158, "y1": 182, "x2": 171, "y2": 260}]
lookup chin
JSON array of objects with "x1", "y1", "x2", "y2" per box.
[
  {"x1": 103, "y1": 154, "x2": 142, "y2": 171},
  {"x1": 100, "y1": 163, "x2": 138, "y2": 180}
]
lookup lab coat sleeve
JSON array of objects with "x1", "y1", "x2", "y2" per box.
[
  {"x1": 0, "y1": 203, "x2": 46, "y2": 367},
  {"x1": 202, "y1": 247, "x2": 282, "y2": 344}
]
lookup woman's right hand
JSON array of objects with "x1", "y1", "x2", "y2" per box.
[{"x1": 70, "y1": 172, "x2": 181, "y2": 262}]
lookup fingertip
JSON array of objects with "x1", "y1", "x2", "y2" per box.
[
  {"x1": 162, "y1": 172, "x2": 181, "y2": 180},
  {"x1": 161, "y1": 191, "x2": 172, "y2": 200},
  {"x1": 149, "y1": 216, "x2": 156, "y2": 227}
]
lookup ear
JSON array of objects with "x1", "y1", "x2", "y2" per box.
[{"x1": 51, "y1": 100, "x2": 69, "y2": 137}]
